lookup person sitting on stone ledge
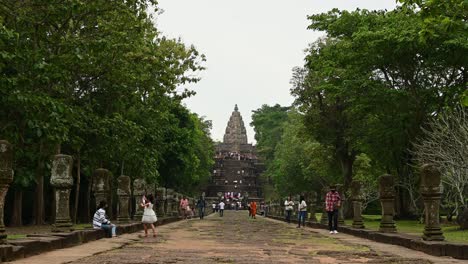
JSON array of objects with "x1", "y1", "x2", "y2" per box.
[{"x1": 93, "y1": 200, "x2": 117, "y2": 238}]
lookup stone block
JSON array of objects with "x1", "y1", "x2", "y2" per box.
[
  {"x1": 0, "y1": 244, "x2": 13, "y2": 262},
  {"x1": 80, "y1": 229, "x2": 106, "y2": 243},
  {"x1": 51, "y1": 232, "x2": 81, "y2": 248},
  {"x1": 9, "y1": 239, "x2": 52, "y2": 257}
]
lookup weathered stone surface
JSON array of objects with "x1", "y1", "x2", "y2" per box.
[
  {"x1": 92, "y1": 168, "x2": 110, "y2": 208},
  {"x1": 156, "y1": 187, "x2": 166, "y2": 216},
  {"x1": 379, "y1": 174, "x2": 397, "y2": 233},
  {"x1": 420, "y1": 164, "x2": 445, "y2": 241},
  {"x1": 223, "y1": 104, "x2": 248, "y2": 145},
  {"x1": 320, "y1": 187, "x2": 328, "y2": 225},
  {"x1": 350, "y1": 181, "x2": 364, "y2": 229},
  {"x1": 133, "y1": 178, "x2": 146, "y2": 219},
  {"x1": 307, "y1": 192, "x2": 317, "y2": 222},
  {"x1": 336, "y1": 184, "x2": 345, "y2": 225},
  {"x1": 50, "y1": 155, "x2": 74, "y2": 232},
  {"x1": 205, "y1": 105, "x2": 264, "y2": 203},
  {"x1": 117, "y1": 175, "x2": 130, "y2": 196},
  {"x1": 456, "y1": 206, "x2": 468, "y2": 230},
  {"x1": 0, "y1": 140, "x2": 13, "y2": 243},
  {"x1": 117, "y1": 175, "x2": 131, "y2": 223},
  {"x1": 50, "y1": 155, "x2": 74, "y2": 188}
]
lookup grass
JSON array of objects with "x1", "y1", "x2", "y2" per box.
[
  {"x1": 361, "y1": 215, "x2": 468, "y2": 243},
  {"x1": 7, "y1": 234, "x2": 27, "y2": 240},
  {"x1": 74, "y1": 223, "x2": 93, "y2": 230},
  {"x1": 311, "y1": 213, "x2": 468, "y2": 243}
]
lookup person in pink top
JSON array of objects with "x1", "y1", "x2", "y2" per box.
[{"x1": 179, "y1": 196, "x2": 189, "y2": 219}]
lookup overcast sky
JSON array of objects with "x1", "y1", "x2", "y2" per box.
[{"x1": 155, "y1": 0, "x2": 398, "y2": 143}]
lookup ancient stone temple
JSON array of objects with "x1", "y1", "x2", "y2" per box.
[{"x1": 205, "y1": 105, "x2": 264, "y2": 207}]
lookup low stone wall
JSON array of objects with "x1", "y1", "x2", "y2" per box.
[
  {"x1": 0, "y1": 216, "x2": 181, "y2": 262},
  {"x1": 267, "y1": 215, "x2": 468, "y2": 260}
]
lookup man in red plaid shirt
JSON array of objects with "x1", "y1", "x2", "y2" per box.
[{"x1": 325, "y1": 185, "x2": 341, "y2": 234}]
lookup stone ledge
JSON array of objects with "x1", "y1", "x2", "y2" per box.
[
  {"x1": 267, "y1": 215, "x2": 468, "y2": 260},
  {"x1": 0, "y1": 216, "x2": 181, "y2": 262}
]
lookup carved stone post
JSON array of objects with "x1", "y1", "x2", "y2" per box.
[
  {"x1": 50, "y1": 155, "x2": 74, "y2": 232},
  {"x1": 320, "y1": 187, "x2": 328, "y2": 225},
  {"x1": 165, "y1": 189, "x2": 174, "y2": 216},
  {"x1": 379, "y1": 174, "x2": 397, "y2": 232},
  {"x1": 308, "y1": 192, "x2": 318, "y2": 222},
  {"x1": 350, "y1": 181, "x2": 365, "y2": 229},
  {"x1": 421, "y1": 164, "x2": 445, "y2": 241},
  {"x1": 336, "y1": 184, "x2": 345, "y2": 225},
  {"x1": 117, "y1": 175, "x2": 131, "y2": 223},
  {"x1": 92, "y1": 168, "x2": 110, "y2": 208},
  {"x1": 174, "y1": 193, "x2": 181, "y2": 216},
  {"x1": 0, "y1": 141, "x2": 14, "y2": 243},
  {"x1": 156, "y1": 187, "x2": 166, "y2": 216},
  {"x1": 133, "y1": 178, "x2": 146, "y2": 220}
]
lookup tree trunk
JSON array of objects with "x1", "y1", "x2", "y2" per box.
[
  {"x1": 10, "y1": 189, "x2": 22, "y2": 227},
  {"x1": 34, "y1": 142, "x2": 45, "y2": 225},
  {"x1": 86, "y1": 175, "x2": 93, "y2": 221},
  {"x1": 339, "y1": 150, "x2": 356, "y2": 218},
  {"x1": 73, "y1": 153, "x2": 81, "y2": 224}
]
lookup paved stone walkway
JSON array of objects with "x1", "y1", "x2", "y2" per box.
[{"x1": 9, "y1": 211, "x2": 468, "y2": 264}]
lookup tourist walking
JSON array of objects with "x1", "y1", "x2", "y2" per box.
[
  {"x1": 180, "y1": 196, "x2": 189, "y2": 219},
  {"x1": 250, "y1": 201, "x2": 257, "y2": 219},
  {"x1": 297, "y1": 195, "x2": 307, "y2": 228},
  {"x1": 219, "y1": 201, "x2": 225, "y2": 217},
  {"x1": 141, "y1": 194, "x2": 157, "y2": 237},
  {"x1": 196, "y1": 196, "x2": 206, "y2": 220},
  {"x1": 93, "y1": 201, "x2": 117, "y2": 238},
  {"x1": 325, "y1": 185, "x2": 341, "y2": 234},
  {"x1": 284, "y1": 196, "x2": 294, "y2": 223},
  {"x1": 212, "y1": 202, "x2": 216, "y2": 213}
]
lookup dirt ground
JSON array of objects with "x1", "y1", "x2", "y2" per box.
[{"x1": 55, "y1": 211, "x2": 466, "y2": 264}]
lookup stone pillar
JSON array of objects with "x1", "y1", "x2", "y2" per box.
[
  {"x1": 156, "y1": 187, "x2": 166, "y2": 216},
  {"x1": 146, "y1": 183, "x2": 156, "y2": 196},
  {"x1": 308, "y1": 192, "x2": 318, "y2": 222},
  {"x1": 320, "y1": 187, "x2": 328, "y2": 225},
  {"x1": 379, "y1": 174, "x2": 397, "y2": 232},
  {"x1": 336, "y1": 184, "x2": 345, "y2": 225},
  {"x1": 0, "y1": 141, "x2": 14, "y2": 243},
  {"x1": 50, "y1": 154, "x2": 74, "y2": 232},
  {"x1": 92, "y1": 168, "x2": 110, "y2": 208},
  {"x1": 350, "y1": 181, "x2": 365, "y2": 229},
  {"x1": 133, "y1": 178, "x2": 146, "y2": 220},
  {"x1": 173, "y1": 193, "x2": 181, "y2": 216},
  {"x1": 421, "y1": 164, "x2": 445, "y2": 241},
  {"x1": 165, "y1": 189, "x2": 174, "y2": 216},
  {"x1": 117, "y1": 175, "x2": 131, "y2": 223}
]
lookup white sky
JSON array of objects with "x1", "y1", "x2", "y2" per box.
[{"x1": 155, "y1": 0, "x2": 398, "y2": 143}]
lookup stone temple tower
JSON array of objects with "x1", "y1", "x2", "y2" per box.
[
  {"x1": 204, "y1": 105, "x2": 264, "y2": 207},
  {"x1": 223, "y1": 104, "x2": 248, "y2": 152}
]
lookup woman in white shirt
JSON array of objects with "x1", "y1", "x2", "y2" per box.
[
  {"x1": 284, "y1": 196, "x2": 294, "y2": 223},
  {"x1": 296, "y1": 195, "x2": 307, "y2": 228}
]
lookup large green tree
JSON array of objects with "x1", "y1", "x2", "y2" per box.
[
  {"x1": 293, "y1": 6, "x2": 466, "y2": 216},
  {"x1": 0, "y1": 0, "x2": 212, "y2": 224}
]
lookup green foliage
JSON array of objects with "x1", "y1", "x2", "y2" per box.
[
  {"x1": 289, "y1": 7, "x2": 467, "y2": 214},
  {"x1": 251, "y1": 104, "x2": 290, "y2": 167},
  {"x1": 250, "y1": 106, "x2": 338, "y2": 198},
  {"x1": 0, "y1": 0, "x2": 213, "y2": 196}
]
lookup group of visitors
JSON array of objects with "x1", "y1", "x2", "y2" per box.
[
  {"x1": 93, "y1": 194, "x2": 158, "y2": 238},
  {"x1": 179, "y1": 196, "x2": 209, "y2": 220},
  {"x1": 284, "y1": 185, "x2": 341, "y2": 234},
  {"x1": 215, "y1": 151, "x2": 257, "y2": 161}
]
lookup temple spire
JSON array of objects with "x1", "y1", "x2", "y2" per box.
[{"x1": 223, "y1": 105, "x2": 248, "y2": 145}]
